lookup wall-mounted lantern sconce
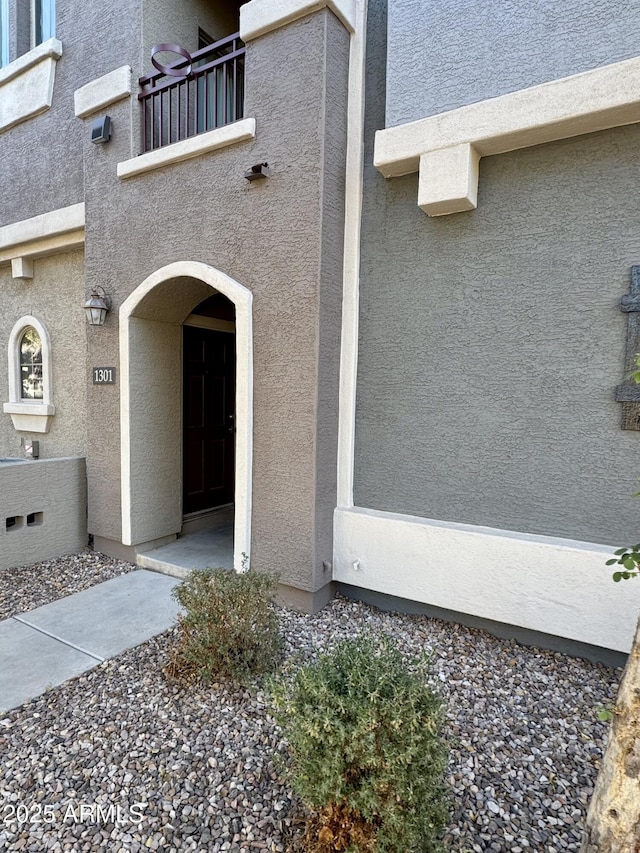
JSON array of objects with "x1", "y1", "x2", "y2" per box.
[
  {"x1": 91, "y1": 115, "x2": 112, "y2": 144},
  {"x1": 84, "y1": 287, "x2": 112, "y2": 325},
  {"x1": 245, "y1": 162, "x2": 270, "y2": 182}
]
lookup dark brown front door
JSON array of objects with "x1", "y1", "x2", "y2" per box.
[{"x1": 183, "y1": 326, "x2": 235, "y2": 515}]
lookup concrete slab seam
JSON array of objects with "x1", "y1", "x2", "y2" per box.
[{"x1": 11, "y1": 617, "x2": 105, "y2": 662}]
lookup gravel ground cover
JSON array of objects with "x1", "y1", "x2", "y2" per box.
[
  {"x1": 0, "y1": 552, "x2": 136, "y2": 622},
  {"x1": 0, "y1": 553, "x2": 621, "y2": 852}
]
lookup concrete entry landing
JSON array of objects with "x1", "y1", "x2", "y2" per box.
[{"x1": 136, "y1": 508, "x2": 234, "y2": 577}]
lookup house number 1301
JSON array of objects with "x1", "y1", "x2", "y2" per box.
[{"x1": 93, "y1": 367, "x2": 116, "y2": 384}]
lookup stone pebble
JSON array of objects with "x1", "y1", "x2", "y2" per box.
[
  {"x1": 0, "y1": 551, "x2": 136, "y2": 622},
  {"x1": 0, "y1": 552, "x2": 621, "y2": 851}
]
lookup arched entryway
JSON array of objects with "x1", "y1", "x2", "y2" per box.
[{"x1": 119, "y1": 262, "x2": 253, "y2": 572}]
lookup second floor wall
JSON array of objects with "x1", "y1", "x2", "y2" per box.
[
  {"x1": 0, "y1": 0, "x2": 141, "y2": 227},
  {"x1": 386, "y1": 0, "x2": 640, "y2": 127},
  {"x1": 142, "y1": 0, "x2": 242, "y2": 67},
  {"x1": 0, "y1": 0, "x2": 245, "y2": 228}
]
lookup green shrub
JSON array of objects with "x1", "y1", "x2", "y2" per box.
[
  {"x1": 165, "y1": 568, "x2": 281, "y2": 684},
  {"x1": 270, "y1": 633, "x2": 449, "y2": 853},
  {"x1": 607, "y1": 545, "x2": 640, "y2": 581}
]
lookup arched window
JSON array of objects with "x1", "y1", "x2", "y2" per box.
[
  {"x1": 3, "y1": 316, "x2": 55, "y2": 432},
  {"x1": 19, "y1": 326, "x2": 43, "y2": 399}
]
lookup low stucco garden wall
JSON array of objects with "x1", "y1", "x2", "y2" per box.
[{"x1": 0, "y1": 456, "x2": 87, "y2": 571}]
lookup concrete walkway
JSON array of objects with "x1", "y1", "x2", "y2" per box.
[{"x1": 0, "y1": 570, "x2": 181, "y2": 714}]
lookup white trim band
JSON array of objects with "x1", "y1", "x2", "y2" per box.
[
  {"x1": 0, "y1": 203, "x2": 85, "y2": 266},
  {"x1": 333, "y1": 506, "x2": 638, "y2": 653},
  {"x1": 117, "y1": 118, "x2": 256, "y2": 179},
  {"x1": 375, "y1": 54, "x2": 640, "y2": 215},
  {"x1": 240, "y1": 0, "x2": 356, "y2": 41},
  {"x1": 74, "y1": 65, "x2": 133, "y2": 118},
  {"x1": 0, "y1": 37, "x2": 62, "y2": 86},
  {"x1": 337, "y1": 0, "x2": 366, "y2": 507}
]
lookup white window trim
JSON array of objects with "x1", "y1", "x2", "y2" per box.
[
  {"x1": 3, "y1": 316, "x2": 55, "y2": 433},
  {"x1": 0, "y1": 37, "x2": 62, "y2": 133}
]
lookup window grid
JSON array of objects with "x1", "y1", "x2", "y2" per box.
[{"x1": 19, "y1": 327, "x2": 44, "y2": 400}]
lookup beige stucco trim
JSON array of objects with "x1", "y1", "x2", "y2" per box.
[
  {"x1": 120, "y1": 262, "x2": 253, "y2": 573},
  {"x1": 240, "y1": 0, "x2": 356, "y2": 41},
  {"x1": 418, "y1": 144, "x2": 481, "y2": 217},
  {"x1": 74, "y1": 65, "x2": 133, "y2": 118},
  {"x1": 334, "y1": 507, "x2": 638, "y2": 653},
  {"x1": 336, "y1": 0, "x2": 366, "y2": 508},
  {"x1": 0, "y1": 204, "x2": 85, "y2": 267},
  {"x1": 11, "y1": 258, "x2": 34, "y2": 280},
  {"x1": 3, "y1": 402, "x2": 55, "y2": 433},
  {"x1": 0, "y1": 38, "x2": 62, "y2": 133},
  {"x1": 117, "y1": 118, "x2": 256, "y2": 179},
  {"x1": 375, "y1": 54, "x2": 640, "y2": 215}
]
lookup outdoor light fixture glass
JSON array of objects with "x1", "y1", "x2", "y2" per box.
[
  {"x1": 84, "y1": 287, "x2": 112, "y2": 326},
  {"x1": 91, "y1": 115, "x2": 112, "y2": 144}
]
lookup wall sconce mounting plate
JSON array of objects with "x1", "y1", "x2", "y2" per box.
[{"x1": 245, "y1": 162, "x2": 270, "y2": 182}]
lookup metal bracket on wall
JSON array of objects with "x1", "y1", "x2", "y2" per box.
[{"x1": 615, "y1": 265, "x2": 640, "y2": 430}]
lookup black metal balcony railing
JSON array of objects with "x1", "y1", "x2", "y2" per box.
[{"x1": 138, "y1": 33, "x2": 245, "y2": 154}]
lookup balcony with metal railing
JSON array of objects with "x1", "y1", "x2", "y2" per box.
[{"x1": 138, "y1": 33, "x2": 245, "y2": 154}]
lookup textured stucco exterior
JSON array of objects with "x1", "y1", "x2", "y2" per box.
[
  {"x1": 79, "y1": 9, "x2": 348, "y2": 592},
  {"x1": 355, "y1": 0, "x2": 640, "y2": 548},
  {"x1": 6, "y1": 0, "x2": 640, "y2": 650},
  {"x1": 126, "y1": 318, "x2": 183, "y2": 543},
  {"x1": 143, "y1": 0, "x2": 241, "y2": 65},
  {"x1": 356, "y1": 127, "x2": 640, "y2": 546},
  {"x1": 0, "y1": 0, "x2": 142, "y2": 228},
  {"x1": 0, "y1": 457, "x2": 87, "y2": 570},
  {"x1": 1, "y1": 0, "x2": 348, "y2": 601},
  {"x1": 386, "y1": 0, "x2": 640, "y2": 127}
]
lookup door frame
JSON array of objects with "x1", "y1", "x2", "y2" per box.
[
  {"x1": 182, "y1": 317, "x2": 236, "y2": 517},
  {"x1": 120, "y1": 261, "x2": 253, "y2": 572}
]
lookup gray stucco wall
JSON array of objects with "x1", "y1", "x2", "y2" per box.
[
  {"x1": 143, "y1": 0, "x2": 240, "y2": 68},
  {"x1": 0, "y1": 0, "x2": 142, "y2": 229},
  {"x1": 355, "y1": 0, "x2": 640, "y2": 546},
  {"x1": 386, "y1": 0, "x2": 640, "y2": 126},
  {"x1": 81, "y1": 9, "x2": 348, "y2": 591}
]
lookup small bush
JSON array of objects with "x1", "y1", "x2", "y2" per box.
[
  {"x1": 165, "y1": 568, "x2": 281, "y2": 684},
  {"x1": 270, "y1": 633, "x2": 449, "y2": 853}
]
